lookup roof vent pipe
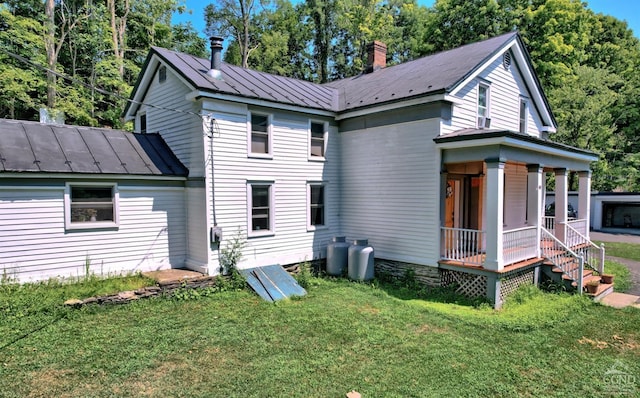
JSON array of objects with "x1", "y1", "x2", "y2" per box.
[{"x1": 207, "y1": 36, "x2": 224, "y2": 79}]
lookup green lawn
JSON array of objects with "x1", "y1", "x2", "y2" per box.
[
  {"x1": 1, "y1": 276, "x2": 639, "y2": 397},
  {"x1": 595, "y1": 240, "x2": 640, "y2": 262}
]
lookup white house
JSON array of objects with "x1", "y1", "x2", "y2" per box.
[
  {"x1": 0, "y1": 120, "x2": 188, "y2": 282},
  {"x1": 2, "y1": 32, "x2": 604, "y2": 307}
]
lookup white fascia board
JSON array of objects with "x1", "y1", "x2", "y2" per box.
[
  {"x1": 436, "y1": 136, "x2": 598, "y2": 163},
  {"x1": 124, "y1": 55, "x2": 197, "y2": 121},
  {"x1": 186, "y1": 90, "x2": 336, "y2": 118},
  {"x1": 448, "y1": 38, "x2": 517, "y2": 97},
  {"x1": 335, "y1": 93, "x2": 450, "y2": 120},
  {"x1": 447, "y1": 37, "x2": 556, "y2": 130},
  {"x1": 0, "y1": 173, "x2": 187, "y2": 181}
]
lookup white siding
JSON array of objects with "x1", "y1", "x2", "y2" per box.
[
  {"x1": 442, "y1": 55, "x2": 545, "y2": 137},
  {"x1": 503, "y1": 163, "x2": 528, "y2": 230},
  {"x1": 141, "y1": 66, "x2": 205, "y2": 176},
  {"x1": 340, "y1": 118, "x2": 441, "y2": 265},
  {"x1": 202, "y1": 100, "x2": 342, "y2": 271},
  {"x1": 0, "y1": 184, "x2": 186, "y2": 282}
]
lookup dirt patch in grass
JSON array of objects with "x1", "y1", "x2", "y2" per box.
[{"x1": 578, "y1": 334, "x2": 640, "y2": 352}]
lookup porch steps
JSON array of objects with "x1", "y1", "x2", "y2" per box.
[
  {"x1": 588, "y1": 282, "x2": 615, "y2": 302},
  {"x1": 543, "y1": 261, "x2": 614, "y2": 300}
]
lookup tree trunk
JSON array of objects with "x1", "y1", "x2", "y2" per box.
[{"x1": 45, "y1": 0, "x2": 56, "y2": 109}]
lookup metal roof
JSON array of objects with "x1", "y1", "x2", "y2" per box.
[
  {"x1": 0, "y1": 119, "x2": 188, "y2": 177},
  {"x1": 127, "y1": 32, "x2": 519, "y2": 116},
  {"x1": 325, "y1": 32, "x2": 518, "y2": 112},
  {"x1": 433, "y1": 128, "x2": 598, "y2": 159},
  {"x1": 148, "y1": 47, "x2": 338, "y2": 112}
]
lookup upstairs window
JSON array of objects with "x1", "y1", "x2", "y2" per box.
[
  {"x1": 139, "y1": 114, "x2": 147, "y2": 134},
  {"x1": 248, "y1": 113, "x2": 272, "y2": 157},
  {"x1": 65, "y1": 183, "x2": 119, "y2": 230},
  {"x1": 309, "y1": 121, "x2": 327, "y2": 159},
  {"x1": 159, "y1": 65, "x2": 167, "y2": 83},
  {"x1": 248, "y1": 182, "x2": 274, "y2": 236},
  {"x1": 308, "y1": 183, "x2": 326, "y2": 229},
  {"x1": 477, "y1": 83, "x2": 490, "y2": 128},
  {"x1": 519, "y1": 99, "x2": 528, "y2": 134}
]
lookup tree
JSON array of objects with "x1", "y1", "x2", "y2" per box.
[
  {"x1": 548, "y1": 65, "x2": 622, "y2": 190},
  {"x1": 205, "y1": 0, "x2": 265, "y2": 68},
  {"x1": 306, "y1": 0, "x2": 336, "y2": 82},
  {"x1": 43, "y1": 0, "x2": 92, "y2": 110},
  {"x1": 0, "y1": 8, "x2": 46, "y2": 120}
]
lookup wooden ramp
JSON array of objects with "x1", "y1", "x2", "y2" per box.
[{"x1": 240, "y1": 265, "x2": 307, "y2": 302}]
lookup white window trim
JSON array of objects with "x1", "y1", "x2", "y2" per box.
[
  {"x1": 519, "y1": 98, "x2": 529, "y2": 134},
  {"x1": 247, "y1": 111, "x2": 273, "y2": 159},
  {"x1": 307, "y1": 182, "x2": 328, "y2": 231},
  {"x1": 308, "y1": 120, "x2": 328, "y2": 161},
  {"x1": 64, "y1": 182, "x2": 119, "y2": 230},
  {"x1": 247, "y1": 181, "x2": 275, "y2": 238},
  {"x1": 477, "y1": 82, "x2": 491, "y2": 128}
]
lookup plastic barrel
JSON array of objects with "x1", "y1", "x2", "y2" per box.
[
  {"x1": 327, "y1": 236, "x2": 350, "y2": 276},
  {"x1": 348, "y1": 239, "x2": 375, "y2": 281}
]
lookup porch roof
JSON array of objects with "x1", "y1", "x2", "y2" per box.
[{"x1": 434, "y1": 129, "x2": 598, "y2": 170}]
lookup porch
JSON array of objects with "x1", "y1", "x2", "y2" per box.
[{"x1": 434, "y1": 130, "x2": 602, "y2": 307}]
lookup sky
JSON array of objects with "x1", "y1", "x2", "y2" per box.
[{"x1": 172, "y1": 0, "x2": 640, "y2": 40}]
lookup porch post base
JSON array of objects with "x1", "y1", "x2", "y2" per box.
[{"x1": 486, "y1": 273, "x2": 503, "y2": 309}]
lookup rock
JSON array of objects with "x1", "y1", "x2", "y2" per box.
[
  {"x1": 82, "y1": 297, "x2": 98, "y2": 305},
  {"x1": 117, "y1": 291, "x2": 136, "y2": 299},
  {"x1": 64, "y1": 299, "x2": 83, "y2": 307},
  {"x1": 346, "y1": 391, "x2": 361, "y2": 398}
]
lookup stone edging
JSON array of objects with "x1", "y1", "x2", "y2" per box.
[{"x1": 63, "y1": 275, "x2": 219, "y2": 308}]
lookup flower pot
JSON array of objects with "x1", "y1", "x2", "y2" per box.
[
  {"x1": 600, "y1": 274, "x2": 614, "y2": 284},
  {"x1": 585, "y1": 282, "x2": 600, "y2": 294}
]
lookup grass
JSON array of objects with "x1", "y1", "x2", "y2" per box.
[
  {"x1": 604, "y1": 260, "x2": 633, "y2": 292},
  {"x1": 591, "y1": 240, "x2": 639, "y2": 292},
  {"x1": 1, "y1": 275, "x2": 639, "y2": 397},
  {"x1": 594, "y1": 240, "x2": 640, "y2": 262}
]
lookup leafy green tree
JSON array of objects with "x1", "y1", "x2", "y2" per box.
[
  {"x1": 0, "y1": 8, "x2": 46, "y2": 120},
  {"x1": 548, "y1": 65, "x2": 622, "y2": 191},
  {"x1": 205, "y1": 0, "x2": 266, "y2": 68}
]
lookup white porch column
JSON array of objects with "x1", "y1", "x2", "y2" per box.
[
  {"x1": 578, "y1": 170, "x2": 592, "y2": 238},
  {"x1": 554, "y1": 168, "x2": 569, "y2": 243},
  {"x1": 527, "y1": 164, "x2": 543, "y2": 257},
  {"x1": 485, "y1": 159, "x2": 505, "y2": 271}
]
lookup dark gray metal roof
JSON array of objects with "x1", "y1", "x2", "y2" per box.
[
  {"x1": 147, "y1": 47, "x2": 338, "y2": 111},
  {"x1": 0, "y1": 119, "x2": 188, "y2": 177},
  {"x1": 325, "y1": 32, "x2": 518, "y2": 112},
  {"x1": 433, "y1": 128, "x2": 598, "y2": 159},
  {"x1": 126, "y1": 32, "x2": 523, "y2": 116}
]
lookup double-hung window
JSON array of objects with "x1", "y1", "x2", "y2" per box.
[
  {"x1": 519, "y1": 98, "x2": 528, "y2": 134},
  {"x1": 65, "y1": 183, "x2": 119, "y2": 230},
  {"x1": 309, "y1": 121, "x2": 327, "y2": 159},
  {"x1": 248, "y1": 113, "x2": 272, "y2": 157},
  {"x1": 248, "y1": 182, "x2": 274, "y2": 236},
  {"x1": 308, "y1": 183, "x2": 326, "y2": 230},
  {"x1": 477, "y1": 83, "x2": 490, "y2": 128}
]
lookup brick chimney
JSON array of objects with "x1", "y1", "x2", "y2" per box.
[{"x1": 365, "y1": 41, "x2": 387, "y2": 73}]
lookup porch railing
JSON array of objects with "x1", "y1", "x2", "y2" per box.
[
  {"x1": 440, "y1": 227, "x2": 485, "y2": 266},
  {"x1": 565, "y1": 223, "x2": 605, "y2": 275},
  {"x1": 543, "y1": 216, "x2": 555, "y2": 233},
  {"x1": 565, "y1": 218, "x2": 587, "y2": 241},
  {"x1": 502, "y1": 226, "x2": 539, "y2": 265},
  {"x1": 541, "y1": 227, "x2": 585, "y2": 292}
]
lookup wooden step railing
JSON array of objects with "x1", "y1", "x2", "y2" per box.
[
  {"x1": 541, "y1": 227, "x2": 584, "y2": 292},
  {"x1": 565, "y1": 223, "x2": 605, "y2": 275}
]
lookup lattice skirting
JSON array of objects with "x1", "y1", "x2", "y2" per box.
[
  {"x1": 440, "y1": 269, "x2": 488, "y2": 298},
  {"x1": 375, "y1": 259, "x2": 441, "y2": 286},
  {"x1": 499, "y1": 268, "x2": 535, "y2": 302}
]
